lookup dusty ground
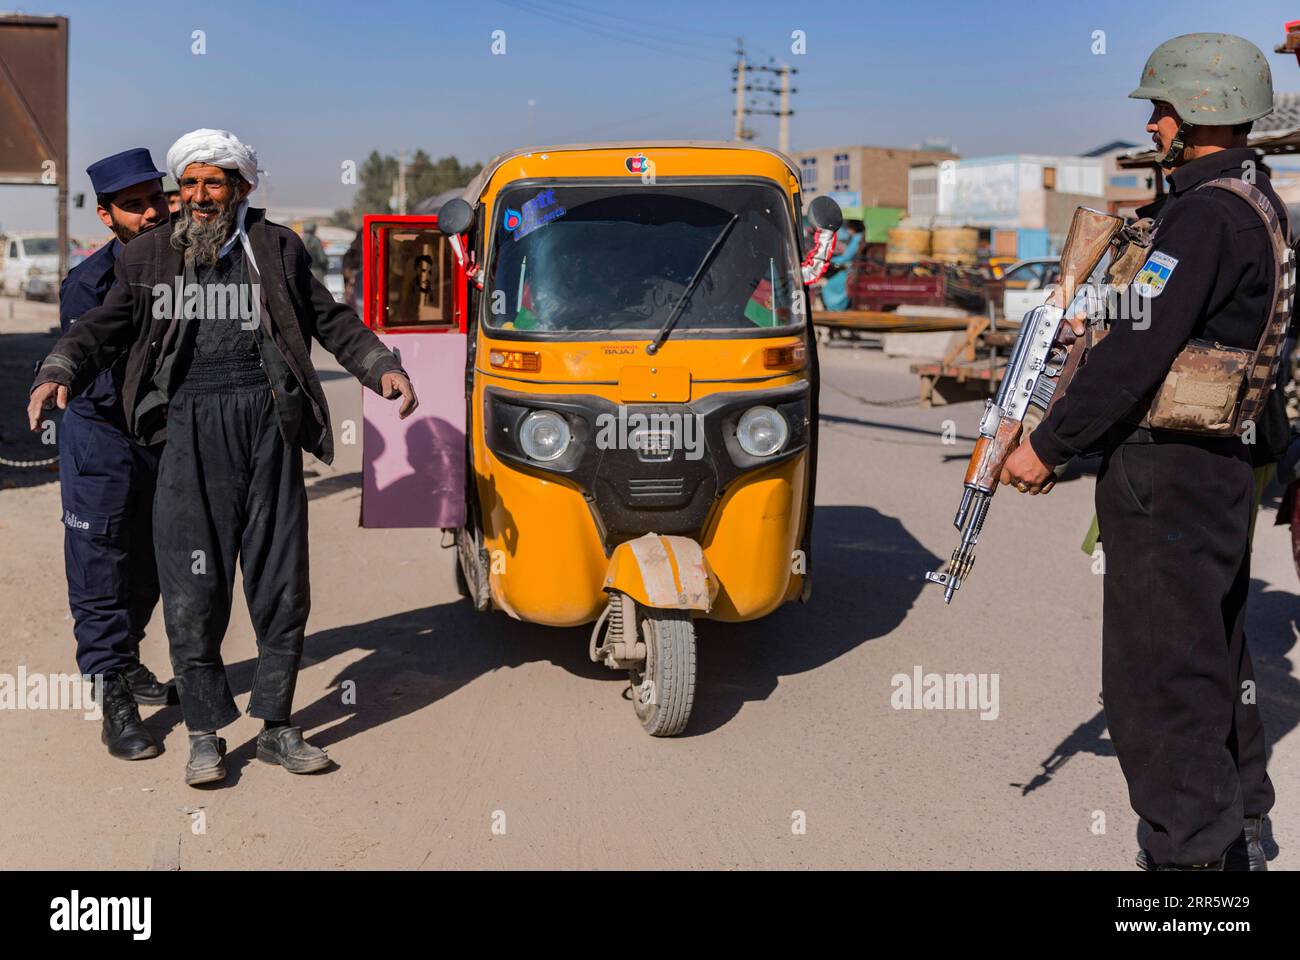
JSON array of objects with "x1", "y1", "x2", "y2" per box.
[{"x1": 1, "y1": 297, "x2": 1296, "y2": 870}]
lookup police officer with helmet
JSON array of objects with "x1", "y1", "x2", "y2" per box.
[
  {"x1": 59, "y1": 148, "x2": 176, "y2": 760},
  {"x1": 1002, "y1": 34, "x2": 1291, "y2": 870}
]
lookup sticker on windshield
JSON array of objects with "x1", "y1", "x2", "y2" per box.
[
  {"x1": 625, "y1": 153, "x2": 649, "y2": 174},
  {"x1": 509, "y1": 189, "x2": 566, "y2": 241}
]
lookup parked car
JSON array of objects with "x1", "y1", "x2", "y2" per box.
[
  {"x1": 999, "y1": 257, "x2": 1061, "y2": 322},
  {"x1": 323, "y1": 242, "x2": 348, "y2": 302},
  {"x1": 0, "y1": 233, "x2": 68, "y2": 298}
]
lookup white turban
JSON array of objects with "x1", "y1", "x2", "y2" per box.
[
  {"x1": 166, "y1": 128, "x2": 259, "y2": 191},
  {"x1": 165, "y1": 127, "x2": 264, "y2": 330}
]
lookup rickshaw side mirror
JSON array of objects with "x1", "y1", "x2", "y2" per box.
[
  {"x1": 800, "y1": 196, "x2": 844, "y2": 286},
  {"x1": 807, "y1": 196, "x2": 843, "y2": 233},
  {"x1": 437, "y1": 198, "x2": 475, "y2": 236}
]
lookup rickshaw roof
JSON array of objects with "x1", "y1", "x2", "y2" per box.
[{"x1": 458, "y1": 141, "x2": 802, "y2": 206}]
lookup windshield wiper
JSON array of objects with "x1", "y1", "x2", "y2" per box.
[{"x1": 646, "y1": 213, "x2": 740, "y2": 355}]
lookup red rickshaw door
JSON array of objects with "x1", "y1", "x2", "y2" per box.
[{"x1": 359, "y1": 214, "x2": 467, "y2": 528}]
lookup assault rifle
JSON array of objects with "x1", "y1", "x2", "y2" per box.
[{"x1": 925, "y1": 207, "x2": 1128, "y2": 603}]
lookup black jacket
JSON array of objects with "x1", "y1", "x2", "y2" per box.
[
  {"x1": 33, "y1": 208, "x2": 401, "y2": 464},
  {"x1": 1030, "y1": 148, "x2": 1293, "y2": 467}
]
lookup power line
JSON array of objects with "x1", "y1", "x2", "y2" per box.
[
  {"x1": 545, "y1": 0, "x2": 738, "y2": 46},
  {"x1": 561, "y1": 88, "x2": 733, "y2": 140},
  {"x1": 495, "y1": 0, "x2": 728, "y2": 65}
]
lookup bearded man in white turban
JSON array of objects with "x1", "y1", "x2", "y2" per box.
[{"x1": 29, "y1": 128, "x2": 419, "y2": 786}]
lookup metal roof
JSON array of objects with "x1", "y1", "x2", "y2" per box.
[
  {"x1": 458, "y1": 141, "x2": 802, "y2": 205},
  {"x1": 1117, "y1": 93, "x2": 1300, "y2": 168}
]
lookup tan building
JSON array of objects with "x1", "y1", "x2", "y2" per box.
[
  {"x1": 1082, "y1": 140, "x2": 1158, "y2": 218},
  {"x1": 790, "y1": 144, "x2": 958, "y2": 211}
]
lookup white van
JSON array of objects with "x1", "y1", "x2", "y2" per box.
[{"x1": 0, "y1": 233, "x2": 65, "y2": 298}]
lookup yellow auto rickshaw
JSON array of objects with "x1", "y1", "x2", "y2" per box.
[{"x1": 363, "y1": 141, "x2": 841, "y2": 736}]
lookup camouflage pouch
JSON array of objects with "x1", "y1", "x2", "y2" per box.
[
  {"x1": 1103, "y1": 217, "x2": 1154, "y2": 288},
  {"x1": 1140, "y1": 179, "x2": 1294, "y2": 438},
  {"x1": 1143, "y1": 338, "x2": 1251, "y2": 435}
]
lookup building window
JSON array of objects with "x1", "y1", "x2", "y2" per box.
[
  {"x1": 800, "y1": 157, "x2": 818, "y2": 191},
  {"x1": 1042, "y1": 166, "x2": 1056, "y2": 190},
  {"x1": 832, "y1": 152, "x2": 850, "y2": 191},
  {"x1": 1109, "y1": 175, "x2": 1138, "y2": 188}
]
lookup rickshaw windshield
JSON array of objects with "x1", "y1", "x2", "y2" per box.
[{"x1": 484, "y1": 182, "x2": 802, "y2": 335}]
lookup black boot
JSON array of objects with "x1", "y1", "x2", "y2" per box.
[
  {"x1": 120, "y1": 661, "x2": 177, "y2": 706},
  {"x1": 1156, "y1": 859, "x2": 1225, "y2": 871},
  {"x1": 1224, "y1": 816, "x2": 1268, "y2": 871},
  {"x1": 1136, "y1": 848, "x2": 1226, "y2": 871},
  {"x1": 98, "y1": 675, "x2": 161, "y2": 760}
]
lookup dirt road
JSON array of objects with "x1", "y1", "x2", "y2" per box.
[{"x1": 1, "y1": 300, "x2": 1296, "y2": 869}]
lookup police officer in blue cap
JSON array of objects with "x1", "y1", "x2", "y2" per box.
[{"x1": 61, "y1": 148, "x2": 173, "y2": 760}]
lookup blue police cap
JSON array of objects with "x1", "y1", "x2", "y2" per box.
[{"x1": 86, "y1": 147, "x2": 167, "y2": 198}]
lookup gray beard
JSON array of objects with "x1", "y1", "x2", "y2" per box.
[{"x1": 170, "y1": 199, "x2": 239, "y2": 268}]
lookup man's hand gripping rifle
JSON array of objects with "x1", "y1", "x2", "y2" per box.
[{"x1": 925, "y1": 207, "x2": 1126, "y2": 603}]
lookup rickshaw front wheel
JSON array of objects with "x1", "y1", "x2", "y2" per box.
[{"x1": 630, "y1": 610, "x2": 696, "y2": 737}]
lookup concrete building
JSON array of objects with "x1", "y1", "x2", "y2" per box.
[
  {"x1": 1082, "y1": 140, "x2": 1158, "y2": 218},
  {"x1": 791, "y1": 144, "x2": 958, "y2": 211},
  {"x1": 908, "y1": 154, "x2": 1106, "y2": 259}
]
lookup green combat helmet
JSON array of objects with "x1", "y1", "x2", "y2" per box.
[{"x1": 1129, "y1": 32, "x2": 1274, "y2": 164}]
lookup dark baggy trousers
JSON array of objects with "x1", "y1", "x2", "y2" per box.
[
  {"x1": 59, "y1": 407, "x2": 160, "y2": 677},
  {"x1": 154, "y1": 379, "x2": 310, "y2": 732},
  {"x1": 1096, "y1": 439, "x2": 1274, "y2": 866}
]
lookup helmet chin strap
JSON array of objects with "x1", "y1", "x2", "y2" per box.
[{"x1": 1161, "y1": 120, "x2": 1194, "y2": 166}]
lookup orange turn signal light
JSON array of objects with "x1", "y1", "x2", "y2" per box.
[
  {"x1": 763, "y1": 344, "x2": 806, "y2": 369},
  {"x1": 489, "y1": 349, "x2": 541, "y2": 372}
]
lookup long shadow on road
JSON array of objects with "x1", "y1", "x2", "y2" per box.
[
  {"x1": 181, "y1": 504, "x2": 938, "y2": 766},
  {"x1": 1013, "y1": 574, "x2": 1299, "y2": 864}
]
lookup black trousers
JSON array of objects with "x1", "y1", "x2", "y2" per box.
[
  {"x1": 58, "y1": 407, "x2": 160, "y2": 677},
  {"x1": 154, "y1": 381, "x2": 310, "y2": 732},
  {"x1": 1096, "y1": 439, "x2": 1274, "y2": 866}
]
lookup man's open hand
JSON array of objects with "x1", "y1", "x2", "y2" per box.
[
  {"x1": 380, "y1": 371, "x2": 418, "y2": 419},
  {"x1": 27, "y1": 381, "x2": 68, "y2": 431}
]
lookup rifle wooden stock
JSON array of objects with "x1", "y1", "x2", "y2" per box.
[{"x1": 1047, "y1": 207, "x2": 1125, "y2": 309}]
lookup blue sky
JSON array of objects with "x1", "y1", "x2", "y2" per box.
[{"x1": 2, "y1": 0, "x2": 1298, "y2": 234}]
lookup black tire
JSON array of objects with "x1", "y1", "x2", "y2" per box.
[
  {"x1": 453, "y1": 551, "x2": 471, "y2": 598},
  {"x1": 630, "y1": 610, "x2": 696, "y2": 737}
]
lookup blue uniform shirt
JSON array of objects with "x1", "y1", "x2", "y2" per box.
[{"x1": 59, "y1": 239, "x2": 129, "y2": 430}]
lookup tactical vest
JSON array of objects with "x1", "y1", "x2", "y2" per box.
[{"x1": 1105, "y1": 178, "x2": 1295, "y2": 437}]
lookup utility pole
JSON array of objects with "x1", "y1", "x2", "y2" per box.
[
  {"x1": 732, "y1": 40, "x2": 747, "y2": 141},
  {"x1": 778, "y1": 65, "x2": 791, "y2": 154},
  {"x1": 731, "y1": 41, "x2": 796, "y2": 149},
  {"x1": 395, "y1": 149, "x2": 408, "y2": 215}
]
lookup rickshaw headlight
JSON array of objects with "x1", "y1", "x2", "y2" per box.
[
  {"x1": 736, "y1": 406, "x2": 788, "y2": 457},
  {"x1": 519, "y1": 410, "x2": 571, "y2": 462}
]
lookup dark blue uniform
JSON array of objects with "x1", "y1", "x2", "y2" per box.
[
  {"x1": 59, "y1": 239, "x2": 160, "y2": 678},
  {"x1": 1030, "y1": 149, "x2": 1285, "y2": 867}
]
